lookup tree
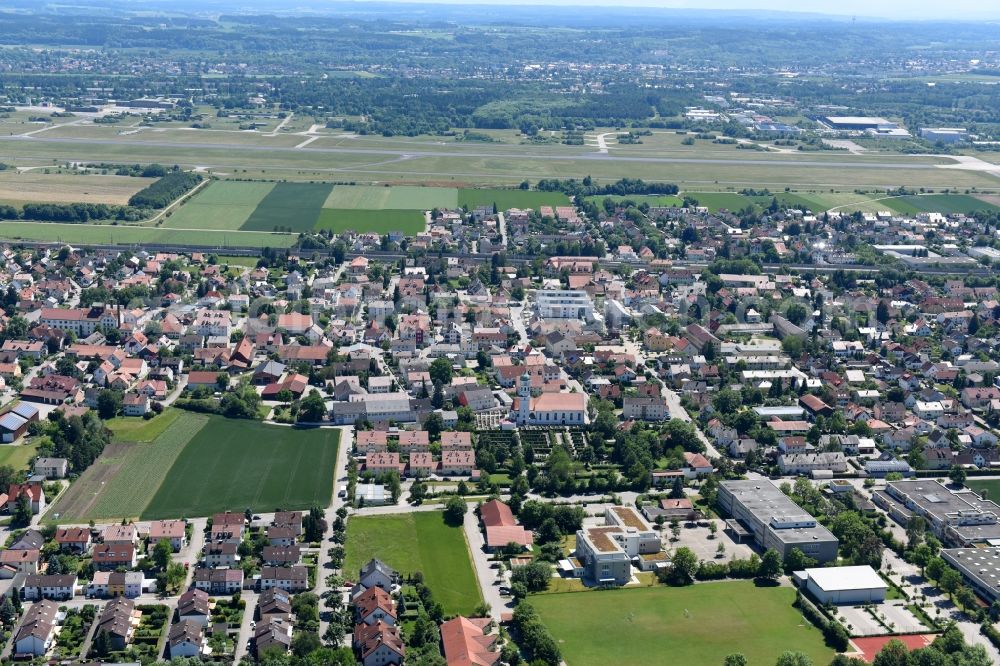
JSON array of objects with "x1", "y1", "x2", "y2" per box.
[
  {"x1": 783, "y1": 548, "x2": 816, "y2": 574},
  {"x1": 925, "y1": 556, "x2": 947, "y2": 582},
  {"x1": 758, "y1": 548, "x2": 782, "y2": 580},
  {"x1": 92, "y1": 630, "x2": 111, "y2": 658},
  {"x1": 424, "y1": 412, "x2": 444, "y2": 441},
  {"x1": 152, "y1": 538, "x2": 173, "y2": 570},
  {"x1": 785, "y1": 303, "x2": 807, "y2": 326},
  {"x1": 12, "y1": 494, "x2": 32, "y2": 526},
  {"x1": 724, "y1": 655, "x2": 748, "y2": 666},
  {"x1": 292, "y1": 631, "x2": 322, "y2": 658},
  {"x1": 429, "y1": 358, "x2": 453, "y2": 386},
  {"x1": 939, "y1": 568, "x2": 962, "y2": 596},
  {"x1": 876, "y1": 300, "x2": 890, "y2": 325},
  {"x1": 669, "y1": 476, "x2": 685, "y2": 500},
  {"x1": 96, "y1": 389, "x2": 122, "y2": 419},
  {"x1": 298, "y1": 389, "x2": 327, "y2": 423},
  {"x1": 949, "y1": 465, "x2": 967, "y2": 487},
  {"x1": 511, "y1": 561, "x2": 552, "y2": 592},
  {"x1": 872, "y1": 639, "x2": 909, "y2": 666},
  {"x1": 775, "y1": 652, "x2": 812, "y2": 666},
  {"x1": 410, "y1": 481, "x2": 426, "y2": 504},
  {"x1": 444, "y1": 496, "x2": 466, "y2": 526},
  {"x1": 665, "y1": 546, "x2": 698, "y2": 585}
]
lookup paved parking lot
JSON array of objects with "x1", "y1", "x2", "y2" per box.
[
  {"x1": 837, "y1": 606, "x2": 886, "y2": 637},
  {"x1": 670, "y1": 521, "x2": 755, "y2": 562}
]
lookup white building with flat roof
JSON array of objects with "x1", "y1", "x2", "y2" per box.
[
  {"x1": 796, "y1": 565, "x2": 887, "y2": 605},
  {"x1": 536, "y1": 290, "x2": 594, "y2": 320}
]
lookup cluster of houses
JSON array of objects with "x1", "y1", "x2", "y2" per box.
[{"x1": 348, "y1": 558, "x2": 500, "y2": 666}]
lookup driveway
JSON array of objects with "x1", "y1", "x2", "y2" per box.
[{"x1": 462, "y1": 504, "x2": 511, "y2": 620}]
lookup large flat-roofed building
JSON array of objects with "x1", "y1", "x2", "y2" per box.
[
  {"x1": 875, "y1": 480, "x2": 1000, "y2": 547},
  {"x1": 821, "y1": 116, "x2": 893, "y2": 131},
  {"x1": 572, "y1": 506, "x2": 662, "y2": 586},
  {"x1": 920, "y1": 127, "x2": 969, "y2": 144},
  {"x1": 718, "y1": 480, "x2": 839, "y2": 562},
  {"x1": 941, "y1": 548, "x2": 1000, "y2": 603},
  {"x1": 536, "y1": 290, "x2": 594, "y2": 320},
  {"x1": 795, "y1": 565, "x2": 887, "y2": 605}
]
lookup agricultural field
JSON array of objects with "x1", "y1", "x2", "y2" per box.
[
  {"x1": 47, "y1": 412, "x2": 341, "y2": 522},
  {"x1": 48, "y1": 411, "x2": 208, "y2": 523},
  {"x1": 239, "y1": 182, "x2": 334, "y2": 232},
  {"x1": 141, "y1": 417, "x2": 340, "y2": 519},
  {"x1": 323, "y1": 184, "x2": 458, "y2": 210},
  {"x1": 531, "y1": 581, "x2": 833, "y2": 666},
  {"x1": 883, "y1": 194, "x2": 1000, "y2": 216},
  {"x1": 458, "y1": 187, "x2": 570, "y2": 211},
  {"x1": 0, "y1": 221, "x2": 296, "y2": 248},
  {"x1": 0, "y1": 170, "x2": 153, "y2": 207},
  {"x1": 343, "y1": 512, "x2": 483, "y2": 616},
  {"x1": 315, "y1": 208, "x2": 425, "y2": 235},
  {"x1": 161, "y1": 180, "x2": 275, "y2": 230},
  {"x1": 585, "y1": 194, "x2": 685, "y2": 208}
]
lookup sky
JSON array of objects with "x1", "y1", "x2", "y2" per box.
[{"x1": 361, "y1": 0, "x2": 1000, "y2": 20}]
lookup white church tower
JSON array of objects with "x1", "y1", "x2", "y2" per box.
[{"x1": 517, "y1": 371, "x2": 531, "y2": 425}]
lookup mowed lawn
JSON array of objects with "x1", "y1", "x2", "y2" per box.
[
  {"x1": 344, "y1": 512, "x2": 482, "y2": 616},
  {"x1": 531, "y1": 582, "x2": 833, "y2": 666},
  {"x1": 458, "y1": 188, "x2": 569, "y2": 211},
  {"x1": 240, "y1": 182, "x2": 333, "y2": 232},
  {"x1": 966, "y1": 479, "x2": 1000, "y2": 501},
  {"x1": 161, "y1": 180, "x2": 275, "y2": 230},
  {"x1": 141, "y1": 418, "x2": 340, "y2": 519},
  {"x1": 315, "y1": 209, "x2": 425, "y2": 235}
]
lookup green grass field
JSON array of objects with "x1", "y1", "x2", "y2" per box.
[
  {"x1": 0, "y1": 440, "x2": 39, "y2": 471},
  {"x1": 895, "y1": 194, "x2": 1000, "y2": 215},
  {"x1": 458, "y1": 188, "x2": 570, "y2": 211},
  {"x1": 106, "y1": 408, "x2": 185, "y2": 442},
  {"x1": 585, "y1": 194, "x2": 685, "y2": 208},
  {"x1": 531, "y1": 582, "x2": 832, "y2": 666},
  {"x1": 240, "y1": 182, "x2": 333, "y2": 232},
  {"x1": 343, "y1": 512, "x2": 483, "y2": 615},
  {"x1": 141, "y1": 418, "x2": 340, "y2": 519},
  {"x1": 686, "y1": 191, "x2": 757, "y2": 212},
  {"x1": 161, "y1": 180, "x2": 275, "y2": 230},
  {"x1": 315, "y1": 208, "x2": 425, "y2": 235},
  {"x1": 966, "y1": 479, "x2": 1000, "y2": 501},
  {"x1": 323, "y1": 184, "x2": 458, "y2": 210}
]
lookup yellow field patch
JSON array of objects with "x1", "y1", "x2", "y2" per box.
[{"x1": 0, "y1": 171, "x2": 154, "y2": 205}]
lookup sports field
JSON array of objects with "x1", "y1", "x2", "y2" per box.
[
  {"x1": 531, "y1": 581, "x2": 833, "y2": 666},
  {"x1": 47, "y1": 412, "x2": 341, "y2": 522},
  {"x1": 343, "y1": 512, "x2": 483, "y2": 615},
  {"x1": 966, "y1": 479, "x2": 1000, "y2": 501}
]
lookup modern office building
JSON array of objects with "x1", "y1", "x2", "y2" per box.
[{"x1": 718, "y1": 479, "x2": 839, "y2": 562}]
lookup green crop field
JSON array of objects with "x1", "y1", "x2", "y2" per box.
[
  {"x1": 0, "y1": 221, "x2": 296, "y2": 248},
  {"x1": 531, "y1": 582, "x2": 833, "y2": 666},
  {"x1": 343, "y1": 512, "x2": 483, "y2": 615},
  {"x1": 316, "y1": 208, "x2": 425, "y2": 235},
  {"x1": 458, "y1": 188, "x2": 570, "y2": 211},
  {"x1": 686, "y1": 191, "x2": 755, "y2": 212},
  {"x1": 585, "y1": 194, "x2": 685, "y2": 208},
  {"x1": 323, "y1": 184, "x2": 458, "y2": 210},
  {"x1": 240, "y1": 182, "x2": 333, "y2": 232},
  {"x1": 897, "y1": 194, "x2": 1000, "y2": 215},
  {"x1": 161, "y1": 180, "x2": 275, "y2": 230},
  {"x1": 141, "y1": 418, "x2": 340, "y2": 519}
]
